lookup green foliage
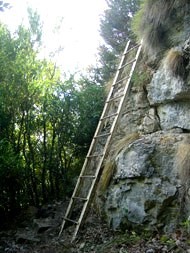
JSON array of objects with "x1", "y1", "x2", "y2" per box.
[
  {"x1": 0, "y1": 9, "x2": 105, "y2": 222},
  {"x1": 131, "y1": 63, "x2": 153, "y2": 87},
  {"x1": 27, "y1": 7, "x2": 43, "y2": 46},
  {"x1": 132, "y1": 0, "x2": 189, "y2": 61},
  {"x1": 0, "y1": 1, "x2": 10, "y2": 12},
  {"x1": 92, "y1": 0, "x2": 141, "y2": 85},
  {"x1": 181, "y1": 219, "x2": 190, "y2": 233},
  {"x1": 100, "y1": 0, "x2": 141, "y2": 54},
  {"x1": 73, "y1": 78, "x2": 105, "y2": 154},
  {"x1": 160, "y1": 235, "x2": 176, "y2": 247},
  {"x1": 92, "y1": 45, "x2": 118, "y2": 84}
]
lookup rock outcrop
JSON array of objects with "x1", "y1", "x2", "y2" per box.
[
  {"x1": 97, "y1": 1, "x2": 190, "y2": 234},
  {"x1": 104, "y1": 131, "x2": 185, "y2": 232}
]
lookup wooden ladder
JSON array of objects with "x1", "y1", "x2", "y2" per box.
[{"x1": 59, "y1": 40, "x2": 142, "y2": 241}]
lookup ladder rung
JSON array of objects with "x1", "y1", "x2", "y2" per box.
[
  {"x1": 80, "y1": 175, "x2": 96, "y2": 179},
  {"x1": 72, "y1": 197, "x2": 88, "y2": 201},
  {"x1": 124, "y1": 44, "x2": 140, "y2": 55},
  {"x1": 114, "y1": 75, "x2": 129, "y2": 85},
  {"x1": 107, "y1": 93, "x2": 123, "y2": 102},
  {"x1": 87, "y1": 154, "x2": 103, "y2": 158},
  {"x1": 94, "y1": 132, "x2": 111, "y2": 138},
  {"x1": 101, "y1": 112, "x2": 118, "y2": 120},
  {"x1": 119, "y1": 59, "x2": 136, "y2": 70},
  {"x1": 63, "y1": 217, "x2": 79, "y2": 224}
]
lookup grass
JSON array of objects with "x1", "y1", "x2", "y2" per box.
[
  {"x1": 112, "y1": 132, "x2": 140, "y2": 158},
  {"x1": 97, "y1": 158, "x2": 115, "y2": 194},
  {"x1": 175, "y1": 136, "x2": 190, "y2": 215},
  {"x1": 163, "y1": 48, "x2": 188, "y2": 78},
  {"x1": 131, "y1": 61, "x2": 153, "y2": 87},
  {"x1": 131, "y1": 0, "x2": 189, "y2": 62}
]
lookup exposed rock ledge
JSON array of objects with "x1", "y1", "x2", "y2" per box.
[
  {"x1": 98, "y1": 38, "x2": 190, "y2": 233},
  {"x1": 103, "y1": 131, "x2": 187, "y2": 233}
]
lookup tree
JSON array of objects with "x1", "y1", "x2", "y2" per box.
[
  {"x1": 91, "y1": 45, "x2": 118, "y2": 84},
  {"x1": 73, "y1": 78, "x2": 105, "y2": 155},
  {"x1": 100, "y1": 0, "x2": 141, "y2": 54},
  {"x1": 0, "y1": 7, "x2": 105, "y2": 224},
  {"x1": 0, "y1": 1, "x2": 10, "y2": 12},
  {"x1": 92, "y1": 0, "x2": 141, "y2": 84},
  {"x1": 0, "y1": 28, "x2": 104, "y2": 214}
]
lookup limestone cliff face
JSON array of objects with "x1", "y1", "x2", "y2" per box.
[{"x1": 97, "y1": 1, "x2": 190, "y2": 233}]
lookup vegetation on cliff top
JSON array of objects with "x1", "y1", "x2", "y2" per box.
[{"x1": 132, "y1": 0, "x2": 189, "y2": 62}]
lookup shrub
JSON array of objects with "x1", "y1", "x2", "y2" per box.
[{"x1": 132, "y1": 0, "x2": 174, "y2": 55}]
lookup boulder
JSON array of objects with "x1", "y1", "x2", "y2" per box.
[
  {"x1": 16, "y1": 230, "x2": 40, "y2": 243},
  {"x1": 147, "y1": 68, "x2": 190, "y2": 106},
  {"x1": 140, "y1": 108, "x2": 160, "y2": 134},
  {"x1": 33, "y1": 218, "x2": 55, "y2": 233},
  {"x1": 103, "y1": 132, "x2": 187, "y2": 233},
  {"x1": 158, "y1": 102, "x2": 190, "y2": 130}
]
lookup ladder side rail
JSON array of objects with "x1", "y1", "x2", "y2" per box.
[
  {"x1": 88, "y1": 41, "x2": 131, "y2": 141},
  {"x1": 64, "y1": 43, "x2": 132, "y2": 238},
  {"x1": 59, "y1": 120, "x2": 112, "y2": 236},
  {"x1": 103, "y1": 41, "x2": 131, "y2": 106},
  {"x1": 65, "y1": 41, "x2": 131, "y2": 179},
  {"x1": 58, "y1": 197, "x2": 74, "y2": 236},
  {"x1": 108, "y1": 42, "x2": 143, "y2": 141},
  {"x1": 100, "y1": 40, "x2": 131, "y2": 105},
  {"x1": 59, "y1": 40, "x2": 142, "y2": 239},
  {"x1": 110, "y1": 40, "x2": 131, "y2": 89},
  {"x1": 59, "y1": 153, "x2": 96, "y2": 236},
  {"x1": 72, "y1": 42, "x2": 143, "y2": 241},
  {"x1": 59, "y1": 153, "x2": 98, "y2": 236},
  {"x1": 80, "y1": 42, "x2": 143, "y2": 216},
  {"x1": 94, "y1": 42, "x2": 142, "y2": 162},
  {"x1": 90, "y1": 40, "x2": 131, "y2": 136},
  {"x1": 59, "y1": 110, "x2": 111, "y2": 236},
  {"x1": 71, "y1": 154, "x2": 107, "y2": 241},
  {"x1": 73, "y1": 41, "x2": 131, "y2": 163}
]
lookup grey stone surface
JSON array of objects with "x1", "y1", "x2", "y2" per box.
[
  {"x1": 140, "y1": 108, "x2": 160, "y2": 134},
  {"x1": 114, "y1": 139, "x2": 155, "y2": 179},
  {"x1": 98, "y1": 18, "x2": 190, "y2": 235},
  {"x1": 147, "y1": 68, "x2": 190, "y2": 105},
  {"x1": 103, "y1": 132, "x2": 187, "y2": 232},
  {"x1": 158, "y1": 102, "x2": 190, "y2": 130}
]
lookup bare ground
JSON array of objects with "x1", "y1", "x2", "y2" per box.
[{"x1": 0, "y1": 202, "x2": 190, "y2": 253}]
